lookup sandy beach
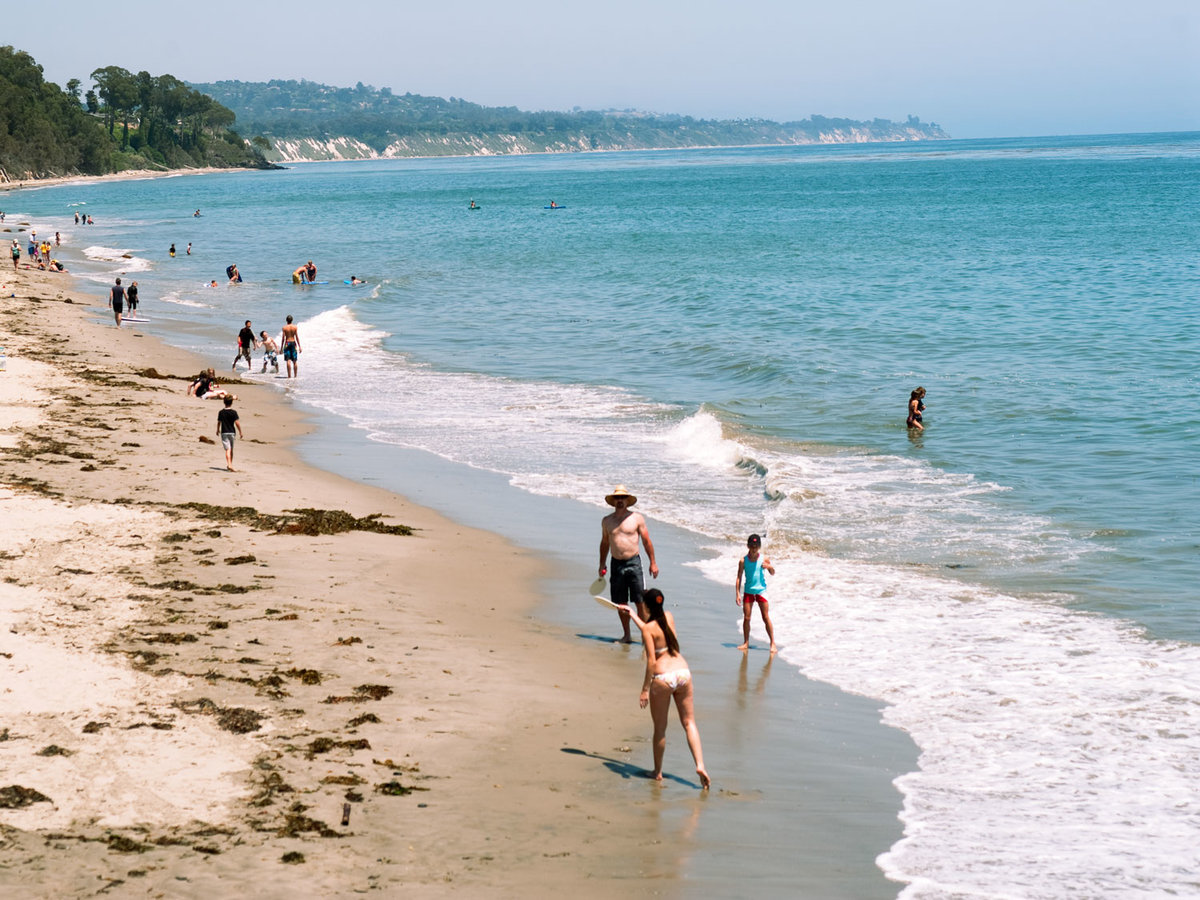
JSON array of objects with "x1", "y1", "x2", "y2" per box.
[{"x1": 0, "y1": 262, "x2": 696, "y2": 897}]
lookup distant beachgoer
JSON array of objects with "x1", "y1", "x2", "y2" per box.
[
  {"x1": 292, "y1": 264, "x2": 307, "y2": 284},
  {"x1": 348, "y1": 275, "x2": 364, "y2": 285},
  {"x1": 216, "y1": 395, "x2": 243, "y2": 471},
  {"x1": 54, "y1": 232, "x2": 60, "y2": 246},
  {"x1": 194, "y1": 209, "x2": 201, "y2": 217},
  {"x1": 549, "y1": 200, "x2": 558, "y2": 208},
  {"x1": 627, "y1": 589, "x2": 710, "y2": 790},
  {"x1": 226, "y1": 263, "x2": 242, "y2": 284},
  {"x1": 186, "y1": 242, "x2": 192, "y2": 255},
  {"x1": 208, "y1": 280, "x2": 219, "y2": 288},
  {"x1": 125, "y1": 281, "x2": 139, "y2": 316},
  {"x1": 169, "y1": 243, "x2": 176, "y2": 258},
  {"x1": 109, "y1": 277, "x2": 125, "y2": 327},
  {"x1": 907, "y1": 387, "x2": 927, "y2": 431},
  {"x1": 233, "y1": 320, "x2": 257, "y2": 371},
  {"x1": 87, "y1": 215, "x2": 94, "y2": 225},
  {"x1": 469, "y1": 199, "x2": 478, "y2": 209},
  {"x1": 74, "y1": 211, "x2": 79, "y2": 225},
  {"x1": 599, "y1": 485, "x2": 658, "y2": 643},
  {"x1": 10, "y1": 240, "x2": 19, "y2": 269},
  {"x1": 735, "y1": 534, "x2": 777, "y2": 653},
  {"x1": 305, "y1": 260, "x2": 317, "y2": 283},
  {"x1": 281, "y1": 315, "x2": 301, "y2": 378},
  {"x1": 259, "y1": 330, "x2": 279, "y2": 374},
  {"x1": 50, "y1": 259, "x2": 66, "y2": 272}
]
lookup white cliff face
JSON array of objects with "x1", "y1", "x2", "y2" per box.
[{"x1": 264, "y1": 126, "x2": 945, "y2": 162}]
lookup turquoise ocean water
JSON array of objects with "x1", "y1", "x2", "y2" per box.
[{"x1": 12, "y1": 132, "x2": 1200, "y2": 896}]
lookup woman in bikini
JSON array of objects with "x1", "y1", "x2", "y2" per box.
[
  {"x1": 628, "y1": 588, "x2": 711, "y2": 789},
  {"x1": 907, "y1": 386, "x2": 927, "y2": 431}
]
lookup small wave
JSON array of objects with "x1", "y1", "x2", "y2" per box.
[
  {"x1": 82, "y1": 246, "x2": 153, "y2": 273},
  {"x1": 158, "y1": 291, "x2": 209, "y2": 309}
]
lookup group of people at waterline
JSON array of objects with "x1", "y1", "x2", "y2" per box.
[{"x1": 598, "y1": 485, "x2": 782, "y2": 791}]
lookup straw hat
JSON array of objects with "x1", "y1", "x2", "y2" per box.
[{"x1": 605, "y1": 485, "x2": 637, "y2": 507}]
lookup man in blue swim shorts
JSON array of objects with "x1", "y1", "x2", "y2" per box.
[{"x1": 598, "y1": 485, "x2": 659, "y2": 643}]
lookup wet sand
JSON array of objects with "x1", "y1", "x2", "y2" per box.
[{"x1": 0, "y1": 263, "x2": 687, "y2": 896}]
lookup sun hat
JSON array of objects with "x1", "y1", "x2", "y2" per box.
[{"x1": 605, "y1": 485, "x2": 637, "y2": 507}]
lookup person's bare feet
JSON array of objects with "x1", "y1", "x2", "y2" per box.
[
  {"x1": 736, "y1": 642, "x2": 749, "y2": 651},
  {"x1": 769, "y1": 644, "x2": 778, "y2": 654},
  {"x1": 697, "y1": 768, "x2": 711, "y2": 790}
]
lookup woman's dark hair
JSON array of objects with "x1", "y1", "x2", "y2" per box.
[{"x1": 642, "y1": 588, "x2": 680, "y2": 657}]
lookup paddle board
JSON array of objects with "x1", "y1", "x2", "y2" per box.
[
  {"x1": 544, "y1": 206, "x2": 566, "y2": 209},
  {"x1": 124, "y1": 317, "x2": 152, "y2": 323},
  {"x1": 297, "y1": 281, "x2": 329, "y2": 285}
]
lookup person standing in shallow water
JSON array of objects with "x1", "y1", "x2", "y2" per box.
[
  {"x1": 280, "y1": 315, "x2": 301, "y2": 378},
  {"x1": 627, "y1": 589, "x2": 710, "y2": 790},
  {"x1": 735, "y1": 533, "x2": 777, "y2": 653},
  {"x1": 599, "y1": 486, "x2": 658, "y2": 643},
  {"x1": 907, "y1": 386, "x2": 927, "y2": 431},
  {"x1": 108, "y1": 277, "x2": 125, "y2": 327}
]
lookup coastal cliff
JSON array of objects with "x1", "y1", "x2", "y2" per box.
[
  {"x1": 265, "y1": 121, "x2": 946, "y2": 162},
  {"x1": 192, "y1": 79, "x2": 949, "y2": 163}
]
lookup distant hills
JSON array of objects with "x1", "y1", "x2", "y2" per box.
[
  {"x1": 1, "y1": 43, "x2": 949, "y2": 184},
  {"x1": 190, "y1": 79, "x2": 950, "y2": 162},
  {"x1": 0, "y1": 46, "x2": 274, "y2": 181}
]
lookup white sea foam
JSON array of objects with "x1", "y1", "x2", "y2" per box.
[
  {"x1": 693, "y1": 546, "x2": 1200, "y2": 898},
  {"x1": 292, "y1": 304, "x2": 1200, "y2": 898},
  {"x1": 157, "y1": 291, "x2": 209, "y2": 309},
  {"x1": 82, "y1": 245, "x2": 152, "y2": 273}
]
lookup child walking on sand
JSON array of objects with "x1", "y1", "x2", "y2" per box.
[
  {"x1": 735, "y1": 533, "x2": 777, "y2": 653},
  {"x1": 216, "y1": 396, "x2": 243, "y2": 471}
]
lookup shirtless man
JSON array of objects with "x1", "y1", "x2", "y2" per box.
[
  {"x1": 280, "y1": 314, "x2": 301, "y2": 378},
  {"x1": 598, "y1": 485, "x2": 658, "y2": 643}
]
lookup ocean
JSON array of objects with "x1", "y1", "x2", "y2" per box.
[{"x1": 11, "y1": 131, "x2": 1200, "y2": 896}]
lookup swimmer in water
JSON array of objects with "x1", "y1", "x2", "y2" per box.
[{"x1": 907, "y1": 386, "x2": 927, "y2": 431}]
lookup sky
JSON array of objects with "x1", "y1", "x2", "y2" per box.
[{"x1": 5, "y1": 0, "x2": 1198, "y2": 139}]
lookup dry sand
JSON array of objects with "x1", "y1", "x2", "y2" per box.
[{"x1": 0, "y1": 264, "x2": 695, "y2": 896}]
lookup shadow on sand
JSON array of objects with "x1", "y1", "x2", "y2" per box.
[{"x1": 560, "y1": 747, "x2": 698, "y2": 788}]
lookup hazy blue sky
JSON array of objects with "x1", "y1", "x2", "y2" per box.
[{"x1": 6, "y1": 0, "x2": 1198, "y2": 138}]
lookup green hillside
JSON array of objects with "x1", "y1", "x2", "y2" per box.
[
  {"x1": 1, "y1": 46, "x2": 275, "y2": 180},
  {"x1": 191, "y1": 79, "x2": 949, "y2": 160}
]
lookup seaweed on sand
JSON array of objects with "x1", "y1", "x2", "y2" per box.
[
  {"x1": 171, "y1": 502, "x2": 413, "y2": 536},
  {"x1": 174, "y1": 698, "x2": 264, "y2": 733},
  {"x1": 0, "y1": 785, "x2": 52, "y2": 808}
]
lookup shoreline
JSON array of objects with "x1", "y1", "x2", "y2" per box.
[
  {"x1": 0, "y1": 265, "x2": 689, "y2": 895},
  {"x1": 0, "y1": 166, "x2": 237, "y2": 195}
]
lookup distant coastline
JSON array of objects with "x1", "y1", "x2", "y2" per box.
[
  {"x1": 191, "y1": 78, "x2": 949, "y2": 164},
  {"x1": 262, "y1": 125, "x2": 947, "y2": 163}
]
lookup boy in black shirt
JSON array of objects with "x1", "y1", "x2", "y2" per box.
[{"x1": 216, "y1": 396, "x2": 243, "y2": 471}]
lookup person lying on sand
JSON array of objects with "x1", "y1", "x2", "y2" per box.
[{"x1": 188, "y1": 368, "x2": 235, "y2": 400}]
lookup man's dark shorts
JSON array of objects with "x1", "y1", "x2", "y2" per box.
[{"x1": 609, "y1": 555, "x2": 645, "y2": 608}]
